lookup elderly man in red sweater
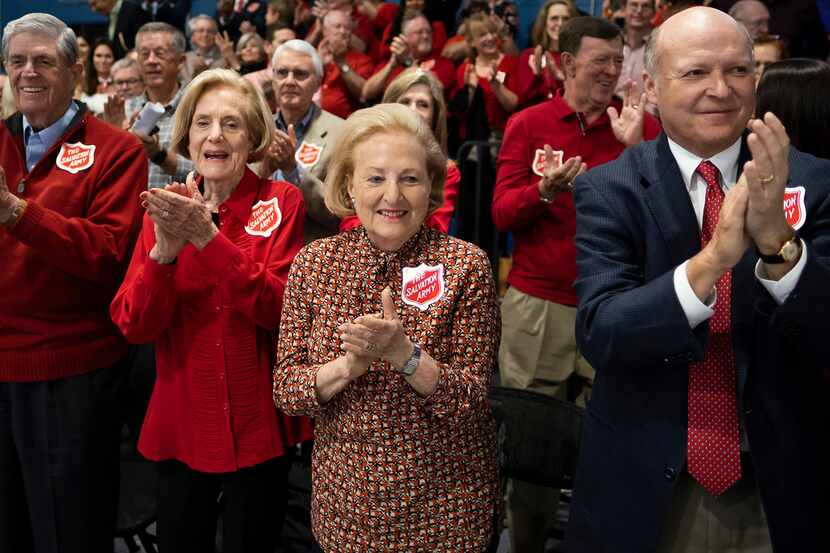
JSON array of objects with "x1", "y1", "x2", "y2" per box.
[
  {"x1": 0, "y1": 13, "x2": 147, "y2": 553},
  {"x1": 493, "y1": 16, "x2": 661, "y2": 553}
]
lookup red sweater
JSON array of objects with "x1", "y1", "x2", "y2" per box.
[
  {"x1": 454, "y1": 55, "x2": 520, "y2": 134},
  {"x1": 372, "y1": 55, "x2": 457, "y2": 98},
  {"x1": 340, "y1": 160, "x2": 460, "y2": 233},
  {"x1": 0, "y1": 104, "x2": 146, "y2": 381},
  {"x1": 513, "y1": 48, "x2": 563, "y2": 109},
  {"x1": 493, "y1": 92, "x2": 661, "y2": 305},
  {"x1": 111, "y1": 170, "x2": 313, "y2": 472},
  {"x1": 321, "y1": 50, "x2": 375, "y2": 120}
]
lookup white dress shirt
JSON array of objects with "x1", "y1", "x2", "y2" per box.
[{"x1": 668, "y1": 137, "x2": 808, "y2": 329}]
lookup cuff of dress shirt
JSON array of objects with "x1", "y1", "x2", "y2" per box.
[
  {"x1": 754, "y1": 238, "x2": 808, "y2": 305},
  {"x1": 674, "y1": 260, "x2": 715, "y2": 329}
]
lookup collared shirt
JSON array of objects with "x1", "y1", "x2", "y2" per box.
[
  {"x1": 126, "y1": 87, "x2": 193, "y2": 189},
  {"x1": 22, "y1": 102, "x2": 79, "y2": 172},
  {"x1": 669, "y1": 137, "x2": 808, "y2": 329},
  {"x1": 272, "y1": 104, "x2": 317, "y2": 185},
  {"x1": 615, "y1": 36, "x2": 647, "y2": 97}
]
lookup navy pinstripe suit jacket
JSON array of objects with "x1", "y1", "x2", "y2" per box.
[{"x1": 566, "y1": 133, "x2": 830, "y2": 552}]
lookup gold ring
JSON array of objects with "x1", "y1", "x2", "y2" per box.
[
  {"x1": 759, "y1": 173, "x2": 775, "y2": 184},
  {"x1": 162, "y1": 210, "x2": 169, "y2": 219}
]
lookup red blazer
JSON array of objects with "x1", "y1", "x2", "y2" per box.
[{"x1": 111, "y1": 169, "x2": 313, "y2": 472}]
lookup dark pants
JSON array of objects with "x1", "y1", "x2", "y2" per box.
[
  {"x1": 157, "y1": 454, "x2": 292, "y2": 553},
  {"x1": 0, "y1": 361, "x2": 126, "y2": 553}
]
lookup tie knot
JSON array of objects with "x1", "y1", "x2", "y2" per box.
[{"x1": 696, "y1": 160, "x2": 721, "y2": 190}]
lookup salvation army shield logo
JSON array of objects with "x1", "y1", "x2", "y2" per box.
[
  {"x1": 56, "y1": 142, "x2": 96, "y2": 174},
  {"x1": 783, "y1": 187, "x2": 806, "y2": 230},
  {"x1": 244, "y1": 197, "x2": 282, "y2": 237},
  {"x1": 295, "y1": 142, "x2": 323, "y2": 169},
  {"x1": 401, "y1": 263, "x2": 445, "y2": 311},
  {"x1": 531, "y1": 148, "x2": 563, "y2": 177}
]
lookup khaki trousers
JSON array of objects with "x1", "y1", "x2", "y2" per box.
[
  {"x1": 657, "y1": 459, "x2": 773, "y2": 553},
  {"x1": 498, "y1": 287, "x2": 594, "y2": 553}
]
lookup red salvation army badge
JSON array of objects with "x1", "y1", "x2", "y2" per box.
[
  {"x1": 401, "y1": 263, "x2": 445, "y2": 311},
  {"x1": 244, "y1": 197, "x2": 282, "y2": 237},
  {"x1": 783, "y1": 187, "x2": 806, "y2": 230},
  {"x1": 56, "y1": 142, "x2": 96, "y2": 174},
  {"x1": 531, "y1": 148, "x2": 563, "y2": 177},
  {"x1": 295, "y1": 142, "x2": 323, "y2": 169}
]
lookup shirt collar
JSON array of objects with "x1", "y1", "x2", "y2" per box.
[
  {"x1": 667, "y1": 136, "x2": 742, "y2": 190},
  {"x1": 550, "y1": 88, "x2": 617, "y2": 128},
  {"x1": 23, "y1": 101, "x2": 79, "y2": 149},
  {"x1": 276, "y1": 103, "x2": 317, "y2": 135}
]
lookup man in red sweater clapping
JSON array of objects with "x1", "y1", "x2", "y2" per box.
[
  {"x1": 492, "y1": 16, "x2": 661, "y2": 553},
  {"x1": 0, "y1": 13, "x2": 147, "y2": 553}
]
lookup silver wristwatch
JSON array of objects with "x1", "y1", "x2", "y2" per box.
[{"x1": 397, "y1": 342, "x2": 421, "y2": 376}]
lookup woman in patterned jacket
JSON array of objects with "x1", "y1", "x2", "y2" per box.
[{"x1": 273, "y1": 103, "x2": 500, "y2": 552}]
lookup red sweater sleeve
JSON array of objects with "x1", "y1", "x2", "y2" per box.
[
  {"x1": 110, "y1": 215, "x2": 180, "y2": 344},
  {"x1": 10, "y1": 140, "x2": 146, "y2": 285},
  {"x1": 192, "y1": 185, "x2": 305, "y2": 330},
  {"x1": 425, "y1": 161, "x2": 460, "y2": 233},
  {"x1": 492, "y1": 113, "x2": 550, "y2": 232}
]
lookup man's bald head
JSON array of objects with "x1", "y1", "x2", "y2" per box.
[
  {"x1": 729, "y1": 0, "x2": 770, "y2": 39},
  {"x1": 642, "y1": 6, "x2": 757, "y2": 158},
  {"x1": 645, "y1": 6, "x2": 753, "y2": 77}
]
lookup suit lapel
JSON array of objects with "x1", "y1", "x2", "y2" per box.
[{"x1": 641, "y1": 134, "x2": 701, "y2": 266}]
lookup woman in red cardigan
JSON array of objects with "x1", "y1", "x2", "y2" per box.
[
  {"x1": 341, "y1": 68, "x2": 459, "y2": 233},
  {"x1": 111, "y1": 69, "x2": 312, "y2": 553},
  {"x1": 514, "y1": 0, "x2": 578, "y2": 108}
]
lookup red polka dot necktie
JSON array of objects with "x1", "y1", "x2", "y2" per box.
[{"x1": 687, "y1": 160, "x2": 742, "y2": 496}]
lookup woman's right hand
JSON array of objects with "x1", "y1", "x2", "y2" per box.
[{"x1": 143, "y1": 181, "x2": 190, "y2": 264}]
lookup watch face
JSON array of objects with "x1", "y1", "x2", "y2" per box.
[{"x1": 781, "y1": 239, "x2": 799, "y2": 261}]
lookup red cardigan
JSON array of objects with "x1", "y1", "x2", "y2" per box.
[
  {"x1": 0, "y1": 104, "x2": 146, "y2": 381},
  {"x1": 494, "y1": 92, "x2": 661, "y2": 305},
  {"x1": 111, "y1": 169, "x2": 313, "y2": 472},
  {"x1": 454, "y1": 54, "x2": 520, "y2": 135},
  {"x1": 339, "y1": 160, "x2": 459, "y2": 233}
]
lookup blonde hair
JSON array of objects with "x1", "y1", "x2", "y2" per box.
[
  {"x1": 464, "y1": 13, "x2": 499, "y2": 50},
  {"x1": 170, "y1": 68, "x2": 275, "y2": 163},
  {"x1": 531, "y1": 0, "x2": 577, "y2": 52},
  {"x1": 324, "y1": 104, "x2": 446, "y2": 218},
  {"x1": 382, "y1": 67, "x2": 448, "y2": 155}
]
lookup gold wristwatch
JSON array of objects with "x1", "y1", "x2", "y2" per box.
[{"x1": 756, "y1": 234, "x2": 801, "y2": 264}]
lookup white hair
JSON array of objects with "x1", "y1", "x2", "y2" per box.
[
  {"x1": 272, "y1": 39, "x2": 323, "y2": 78},
  {"x1": 2, "y1": 13, "x2": 78, "y2": 65}
]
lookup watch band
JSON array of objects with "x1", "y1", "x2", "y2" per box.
[
  {"x1": 151, "y1": 148, "x2": 168, "y2": 165},
  {"x1": 397, "y1": 342, "x2": 421, "y2": 377},
  {"x1": 756, "y1": 234, "x2": 800, "y2": 264}
]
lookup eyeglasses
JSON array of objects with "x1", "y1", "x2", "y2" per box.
[
  {"x1": 273, "y1": 67, "x2": 313, "y2": 81},
  {"x1": 137, "y1": 48, "x2": 174, "y2": 61},
  {"x1": 114, "y1": 78, "x2": 142, "y2": 87},
  {"x1": 192, "y1": 28, "x2": 217, "y2": 35}
]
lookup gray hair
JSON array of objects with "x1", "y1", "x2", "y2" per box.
[
  {"x1": 136, "y1": 21, "x2": 187, "y2": 54},
  {"x1": 236, "y1": 32, "x2": 265, "y2": 55},
  {"x1": 188, "y1": 14, "x2": 218, "y2": 35},
  {"x1": 111, "y1": 57, "x2": 139, "y2": 75},
  {"x1": 272, "y1": 39, "x2": 323, "y2": 78},
  {"x1": 2, "y1": 13, "x2": 78, "y2": 66},
  {"x1": 643, "y1": 20, "x2": 754, "y2": 76},
  {"x1": 401, "y1": 11, "x2": 429, "y2": 35}
]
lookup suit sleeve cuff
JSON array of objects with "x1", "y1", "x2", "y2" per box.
[
  {"x1": 755, "y1": 239, "x2": 808, "y2": 305},
  {"x1": 674, "y1": 260, "x2": 715, "y2": 329}
]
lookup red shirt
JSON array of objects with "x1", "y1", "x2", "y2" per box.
[
  {"x1": 493, "y1": 92, "x2": 661, "y2": 305},
  {"x1": 339, "y1": 160, "x2": 460, "y2": 233},
  {"x1": 321, "y1": 50, "x2": 374, "y2": 120},
  {"x1": 376, "y1": 20, "x2": 447, "y2": 61},
  {"x1": 111, "y1": 169, "x2": 313, "y2": 472},
  {"x1": 513, "y1": 47, "x2": 563, "y2": 109},
  {"x1": 374, "y1": 55, "x2": 457, "y2": 98},
  {"x1": 0, "y1": 105, "x2": 146, "y2": 381},
  {"x1": 454, "y1": 55, "x2": 520, "y2": 134}
]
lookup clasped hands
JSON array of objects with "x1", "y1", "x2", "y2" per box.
[
  {"x1": 141, "y1": 172, "x2": 218, "y2": 264},
  {"x1": 703, "y1": 112, "x2": 796, "y2": 279},
  {"x1": 336, "y1": 287, "x2": 414, "y2": 381},
  {"x1": 260, "y1": 125, "x2": 298, "y2": 177}
]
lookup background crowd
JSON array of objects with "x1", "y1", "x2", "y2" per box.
[{"x1": 1, "y1": 1, "x2": 830, "y2": 553}]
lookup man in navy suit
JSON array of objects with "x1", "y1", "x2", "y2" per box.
[{"x1": 567, "y1": 6, "x2": 829, "y2": 553}]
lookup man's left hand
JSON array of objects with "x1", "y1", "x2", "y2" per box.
[
  {"x1": 743, "y1": 112, "x2": 794, "y2": 253},
  {"x1": 132, "y1": 129, "x2": 163, "y2": 160},
  {"x1": 0, "y1": 167, "x2": 23, "y2": 225},
  {"x1": 608, "y1": 80, "x2": 646, "y2": 147}
]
